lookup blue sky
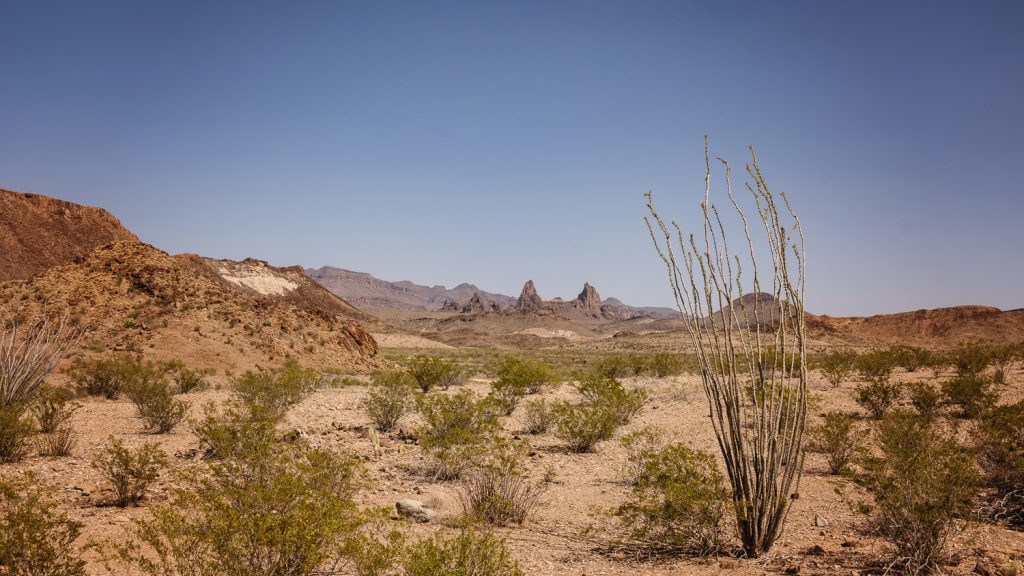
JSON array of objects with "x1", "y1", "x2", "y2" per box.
[{"x1": 1, "y1": 1, "x2": 1022, "y2": 315}]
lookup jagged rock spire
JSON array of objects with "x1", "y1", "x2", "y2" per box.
[{"x1": 515, "y1": 280, "x2": 544, "y2": 310}]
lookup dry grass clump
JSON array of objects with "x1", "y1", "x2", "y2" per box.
[
  {"x1": 457, "y1": 438, "x2": 546, "y2": 526},
  {"x1": 38, "y1": 425, "x2": 78, "y2": 457},
  {"x1": 93, "y1": 437, "x2": 167, "y2": 507},
  {"x1": 859, "y1": 411, "x2": 979, "y2": 574},
  {"x1": 362, "y1": 370, "x2": 418, "y2": 432},
  {"x1": 0, "y1": 472, "x2": 86, "y2": 576}
]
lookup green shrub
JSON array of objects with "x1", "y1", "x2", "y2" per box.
[
  {"x1": 551, "y1": 401, "x2": 618, "y2": 453},
  {"x1": 457, "y1": 439, "x2": 546, "y2": 526},
  {"x1": 889, "y1": 346, "x2": 932, "y2": 373},
  {"x1": 0, "y1": 473, "x2": 86, "y2": 576},
  {"x1": 93, "y1": 437, "x2": 166, "y2": 507},
  {"x1": 575, "y1": 373, "x2": 647, "y2": 425},
  {"x1": 125, "y1": 436, "x2": 370, "y2": 576},
  {"x1": 163, "y1": 360, "x2": 210, "y2": 393},
  {"x1": 38, "y1": 426, "x2": 77, "y2": 458},
  {"x1": 855, "y1": 380, "x2": 901, "y2": 420},
  {"x1": 31, "y1": 387, "x2": 79, "y2": 434},
  {"x1": 362, "y1": 371, "x2": 417, "y2": 432},
  {"x1": 194, "y1": 402, "x2": 279, "y2": 460},
  {"x1": 233, "y1": 358, "x2": 320, "y2": 420},
  {"x1": 941, "y1": 373, "x2": 997, "y2": 419},
  {"x1": 806, "y1": 411, "x2": 859, "y2": 474},
  {"x1": 522, "y1": 399, "x2": 553, "y2": 434},
  {"x1": 855, "y1": 350, "x2": 897, "y2": 384},
  {"x1": 988, "y1": 345, "x2": 1014, "y2": 385},
  {"x1": 649, "y1": 352, "x2": 685, "y2": 378},
  {"x1": 407, "y1": 356, "x2": 463, "y2": 392},
  {"x1": 494, "y1": 357, "x2": 558, "y2": 395},
  {"x1": 615, "y1": 441, "x2": 728, "y2": 555},
  {"x1": 417, "y1": 391, "x2": 501, "y2": 479},
  {"x1": 66, "y1": 353, "x2": 159, "y2": 399},
  {"x1": 815, "y1": 350, "x2": 857, "y2": 387},
  {"x1": 974, "y1": 400, "x2": 1024, "y2": 527},
  {"x1": 859, "y1": 411, "x2": 979, "y2": 574},
  {"x1": 126, "y1": 377, "x2": 189, "y2": 434},
  {"x1": 908, "y1": 382, "x2": 943, "y2": 420},
  {"x1": 594, "y1": 354, "x2": 638, "y2": 378},
  {"x1": 620, "y1": 427, "x2": 664, "y2": 485},
  {"x1": 0, "y1": 405, "x2": 35, "y2": 463},
  {"x1": 950, "y1": 342, "x2": 992, "y2": 376},
  {"x1": 402, "y1": 527, "x2": 524, "y2": 576}
]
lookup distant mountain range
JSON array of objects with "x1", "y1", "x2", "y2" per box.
[{"x1": 305, "y1": 266, "x2": 682, "y2": 320}]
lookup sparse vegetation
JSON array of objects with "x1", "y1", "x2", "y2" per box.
[
  {"x1": 522, "y1": 398, "x2": 553, "y2": 434},
  {"x1": 941, "y1": 373, "x2": 997, "y2": 419},
  {"x1": 417, "y1": 390, "x2": 501, "y2": 479},
  {"x1": 362, "y1": 370, "x2": 417, "y2": 432},
  {"x1": 855, "y1": 379, "x2": 901, "y2": 420},
  {"x1": 805, "y1": 411, "x2": 858, "y2": 474},
  {"x1": 457, "y1": 438, "x2": 546, "y2": 525},
  {"x1": 407, "y1": 355, "x2": 463, "y2": 392},
  {"x1": 233, "y1": 358, "x2": 320, "y2": 420},
  {"x1": 402, "y1": 527, "x2": 524, "y2": 576},
  {"x1": 0, "y1": 473, "x2": 86, "y2": 576},
  {"x1": 859, "y1": 411, "x2": 979, "y2": 574},
  {"x1": 974, "y1": 400, "x2": 1024, "y2": 527},
  {"x1": 816, "y1": 350, "x2": 857, "y2": 387},
  {"x1": 93, "y1": 437, "x2": 166, "y2": 507}
]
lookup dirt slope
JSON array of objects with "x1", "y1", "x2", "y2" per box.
[{"x1": 0, "y1": 187, "x2": 139, "y2": 281}]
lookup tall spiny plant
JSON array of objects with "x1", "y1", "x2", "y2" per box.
[
  {"x1": 1, "y1": 314, "x2": 81, "y2": 408},
  {"x1": 645, "y1": 138, "x2": 807, "y2": 557}
]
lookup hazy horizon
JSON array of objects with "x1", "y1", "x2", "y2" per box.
[{"x1": 2, "y1": 1, "x2": 1022, "y2": 315}]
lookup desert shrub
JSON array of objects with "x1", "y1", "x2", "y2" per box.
[
  {"x1": 125, "y1": 435, "x2": 371, "y2": 576},
  {"x1": 407, "y1": 356, "x2": 463, "y2": 392},
  {"x1": 194, "y1": 401, "x2": 279, "y2": 460},
  {"x1": 551, "y1": 401, "x2": 618, "y2": 453},
  {"x1": 417, "y1": 390, "x2": 501, "y2": 479},
  {"x1": 495, "y1": 357, "x2": 558, "y2": 395},
  {"x1": 890, "y1": 346, "x2": 932, "y2": 373},
  {"x1": 855, "y1": 380, "x2": 901, "y2": 420},
  {"x1": 38, "y1": 426, "x2": 77, "y2": 457},
  {"x1": 457, "y1": 439, "x2": 546, "y2": 525},
  {"x1": 941, "y1": 373, "x2": 997, "y2": 419},
  {"x1": 989, "y1": 345, "x2": 1014, "y2": 385},
  {"x1": 233, "y1": 358, "x2": 320, "y2": 420},
  {"x1": 402, "y1": 527, "x2": 524, "y2": 576},
  {"x1": 908, "y1": 382, "x2": 943, "y2": 420},
  {"x1": 595, "y1": 354, "x2": 639, "y2": 378},
  {"x1": 362, "y1": 371, "x2": 417, "y2": 432},
  {"x1": 0, "y1": 405, "x2": 35, "y2": 463},
  {"x1": 859, "y1": 411, "x2": 979, "y2": 574},
  {"x1": 615, "y1": 441, "x2": 728, "y2": 556},
  {"x1": 31, "y1": 386, "x2": 78, "y2": 433},
  {"x1": 163, "y1": 360, "x2": 210, "y2": 393},
  {"x1": 974, "y1": 400, "x2": 1024, "y2": 527},
  {"x1": 66, "y1": 353, "x2": 159, "y2": 400},
  {"x1": 126, "y1": 377, "x2": 189, "y2": 434},
  {"x1": 575, "y1": 373, "x2": 647, "y2": 425},
  {"x1": 620, "y1": 427, "x2": 664, "y2": 485},
  {"x1": 855, "y1": 350, "x2": 897, "y2": 384},
  {"x1": 815, "y1": 350, "x2": 856, "y2": 387},
  {"x1": 950, "y1": 342, "x2": 992, "y2": 377},
  {"x1": 93, "y1": 437, "x2": 166, "y2": 507},
  {"x1": 522, "y1": 398, "x2": 553, "y2": 434},
  {"x1": 649, "y1": 352, "x2": 684, "y2": 377},
  {"x1": 805, "y1": 411, "x2": 859, "y2": 474},
  {"x1": 0, "y1": 473, "x2": 86, "y2": 576}
]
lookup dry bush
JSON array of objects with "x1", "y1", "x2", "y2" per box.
[
  {"x1": 417, "y1": 390, "x2": 501, "y2": 479},
  {"x1": 908, "y1": 382, "x2": 943, "y2": 420},
  {"x1": 615, "y1": 440, "x2": 728, "y2": 556},
  {"x1": 860, "y1": 411, "x2": 979, "y2": 574},
  {"x1": 974, "y1": 400, "x2": 1024, "y2": 527},
  {"x1": 942, "y1": 373, "x2": 997, "y2": 419},
  {"x1": 646, "y1": 141, "x2": 807, "y2": 556},
  {"x1": 805, "y1": 411, "x2": 859, "y2": 474},
  {"x1": 233, "y1": 358, "x2": 320, "y2": 420},
  {"x1": 38, "y1": 426, "x2": 78, "y2": 458},
  {"x1": 0, "y1": 472, "x2": 86, "y2": 576},
  {"x1": 522, "y1": 398, "x2": 553, "y2": 434},
  {"x1": 988, "y1": 345, "x2": 1015, "y2": 385},
  {"x1": 402, "y1": 527, "x2": 524, "y2": 576},
  {"x1": 362, "y1": 370, "x2": 418, "y2": 432},
  {"x1": 855, "y1": 380, "x2": 902, "y2": 420},
  {"x1": 816, "y1": 350, "x2": 857, "y2": 387},
  {"x1": 93, "y1": 437, "x2": 166, "y2": 507},
  {"x1": 1, "y1": 315, "x2": 80, "y2": 408},
  {"x1": 457, "y1": 439, "x2": 546, "y2": 526},
  {"x1": 0, "y1": 405, "x2": 35, "y2": 462},
  {"x1": 126, "y1": 377, "x2": 189, "y2": 434},
  {"x1": 407, "y1": 355, "x2": 463, "y2": 392}
]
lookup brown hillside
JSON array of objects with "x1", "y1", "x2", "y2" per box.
[
  {"x1": 811, "y1": 305, "x2": 1024, "y2": 348},
  {"x1": 0, "y1": 188, "x2": 138, "y2": 280},
  {"x1": 0, "y1": 241, "x2": 380, "y2": 372}
]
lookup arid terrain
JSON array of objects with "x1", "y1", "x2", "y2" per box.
[{"x1": 2, "y1": 188, "x2": 1022, "y2": 576}]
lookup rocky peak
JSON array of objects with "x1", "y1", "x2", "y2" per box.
[
  {"x1": 574, "y1": 282, "x2": 602, "y2": 311},
  {"x1": 515, "y1": 280, "x2": 544, "y2": 311}
]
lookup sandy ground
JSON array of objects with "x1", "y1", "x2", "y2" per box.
[{"x1": 3, "y1": 350, "x2": 1023, "y2": 576}]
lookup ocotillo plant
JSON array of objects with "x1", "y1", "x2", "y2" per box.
[
  {"x1": 1, "y1": 314, "x2": 81, "y2": 408},
  {"x1": 645, "y1": 139, "x2": 807, "y2": 557}
]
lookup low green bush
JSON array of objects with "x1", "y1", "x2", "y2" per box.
[
  {"x1": 0, "y1": 405, "x2": 35, "y2": 463},
  {"x1": 66, "y1": 353, "x2": 159, "y2": 400},
  {"x1": 194, "y1": 401, "x2": 279, "y2": 460},
  {"x1": 855, "y1": 350, "x2": 897, "y2": 384},
  {"x1": 489, "y1": 357, "x2": 559, "y2": 415},
  {"x1": 649, "y1": 352, "x2": 685, "y2": 378},
  {"x1": 889, "y1": 345, "x2": 932, "y2": 373},
  {"x1": 0, "y1": 473, "x2": 86, "y2": 576},
  {"x1": 407, "y1": 356, "x2": 463, "y2": 392},
  {"x1": 163, "y1": 360, "x2": 211, "y2": 393},
  {"x1": 941, "y1": 373, "x2": 997, "y2": 419},
  {"x1": 950, "y1": 342, "x2": 993, "y2": 376},
  {"x1": 402, "y1": 527, "x2": 524, "y2": 576},
  {"x1": 31, "y1": 386, "x2": 78, "y2": 433},
  {"x1": 551, "y1": 401, "x2": 618, "y2": 453},
  {"x1": 417, "y1": 390, "x2": 501, "y2": 479},
  {"x1": 620, "y1": 427, "x2": 663, "y2": 485},
  {"x1": 362, "y1": 371, "x2": 417, "y2": 432},
  {"x1": 855, "y1": 380, "x2": 901, "y2": 420},
  {"x1": 93, "y1": 437, "x2": 166, "y2": 507},
  {"x1": 816, "y1": 350, "x2": 857, "y2": 387},
  {"x1": 974, "y1": 400, "x2": 1024, "y2": 527},
  {"x1": 615, "y1": 440, "x2": 728, "y2": 556},
  {"x1": 575, "y1": 373, "x2": 646, "y2": 426},
  {"x1": 859, "y1": 411, "x2": 979, "y2": 573},
  {"x1": 522, "y1": 399, "x2": 553, "y2": 434},
  {"x1": 125, "y1": 377, "x2": 189, "y2": 434},
  {"x1": 233, "y1": 358, "x2": 320, "y2": 420},
  {"x1": 908, "y1": 382, "x2": 943, "y2": 420},
  {"x1": 805, "y1": 411, "x2": 859, "y2": 474}
]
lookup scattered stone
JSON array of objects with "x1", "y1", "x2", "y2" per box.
[
  {"x1": 395, "y1": 499, "x2": 436, "y2": 523},
  {"x1": 814, "y1": 512, "x2": 829, "y2": 527},
  {"x1": 808, "y1": 544, "x2": 826, "y2": 556}
]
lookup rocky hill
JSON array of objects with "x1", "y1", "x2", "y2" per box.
[
  {"x1": 306, "y1": 266, "x2": 517, "y2": 311},
  {"x1": 0, "y1": 188, "x2": 138, "y2": 281},
  {"x1": 810, "y1": 305, "x2": 1024, "y2": 348}
]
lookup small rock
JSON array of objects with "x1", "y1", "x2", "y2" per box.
[
  {"x1": 814, "y1": 512, "x2": 829, "y2": 527},
  {"x1": 841, "y1": 536, "x2": 859, "y2": 548},
  {"x1": 784, "y1": 565, "x2": 800, "y2": 575},
  {"x1": 395, "y1": 499, "x2": 436, "y2": 523},
  {"x1": 808, "y1": 544, "x2": 826, "y2": 556},
  {"x1": 719, "y1": 560, "x2": 738, "y2": 569}
]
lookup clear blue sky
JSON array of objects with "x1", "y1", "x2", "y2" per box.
[{"x1": 2, "y1": 1, "x2": 1022, "y2": 315}]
